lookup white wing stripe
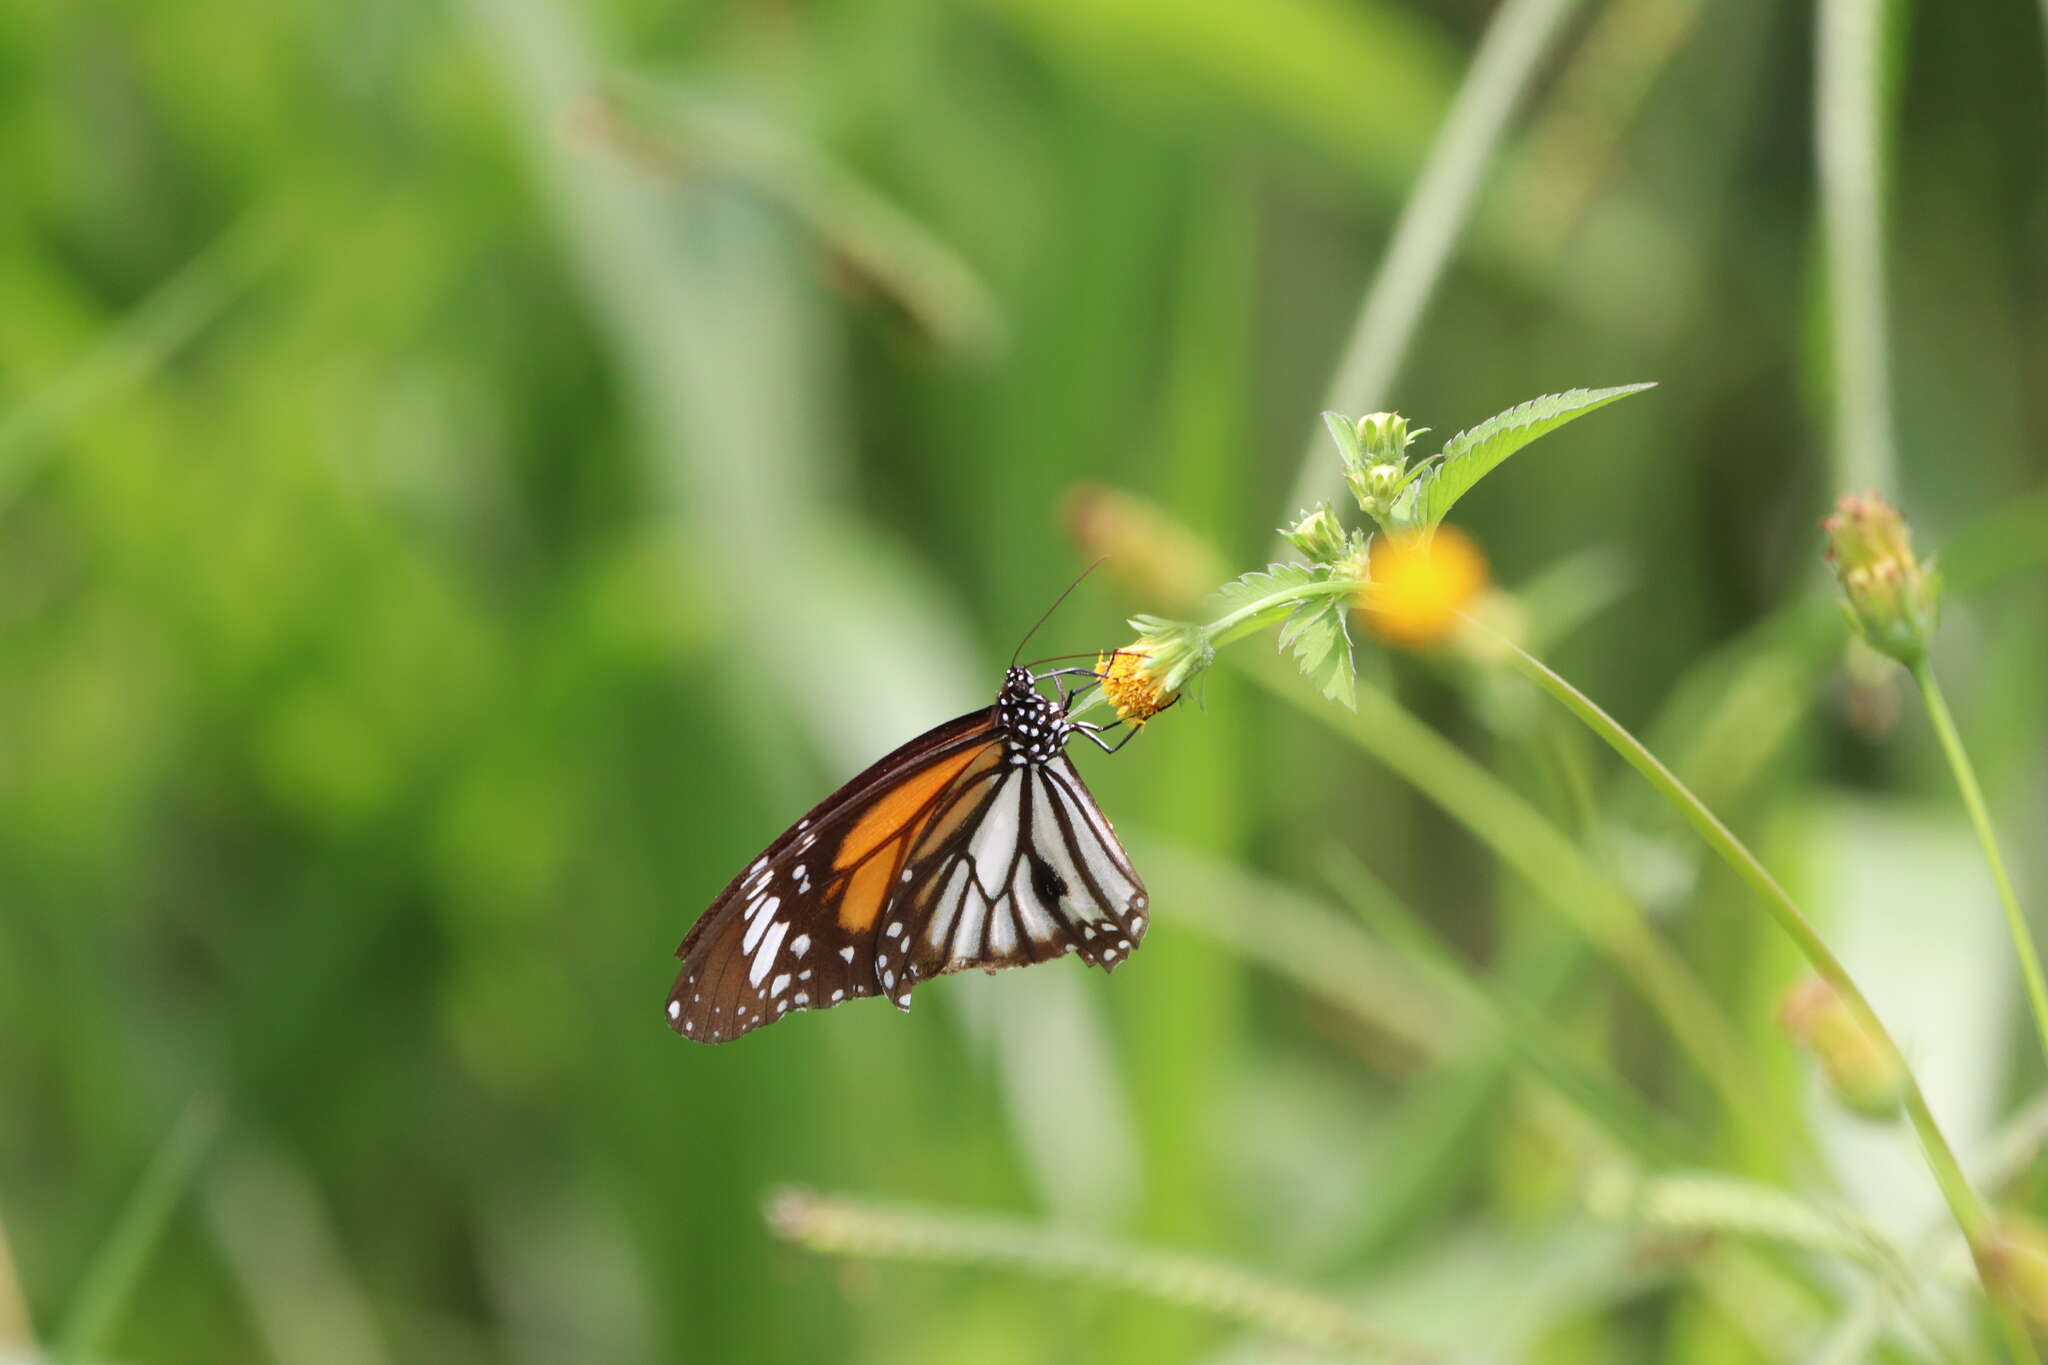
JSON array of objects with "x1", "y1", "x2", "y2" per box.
[
  {"x1": 963, "y1": 776, "x2": 1023, "y2": 894},
  {"x1": 1042, "y1": 768, "x2": 1139, "y2": 914},
  {"x1": 925, "y1": 861, "x2": 969, "y2": 949}
]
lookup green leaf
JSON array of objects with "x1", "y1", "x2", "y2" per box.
[
  {"x1": 1201, "y1": 562, "x2": 1327, "y2": 631},
  {"x1": 1277, "y1": 596, "x2": 1356, "y2": 709},
  {"x1": 1321, "y1": 410, "x2": 1363, "y2": 468},
  {"x1": 1389, "y1": 383, "x2": 1657, "y2": 532}
]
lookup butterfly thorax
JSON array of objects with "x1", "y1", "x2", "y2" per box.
[{"x1": 995, "y1": 666, "x2": 1071, "y2": 766}]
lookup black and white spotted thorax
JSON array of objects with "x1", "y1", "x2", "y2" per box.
[{"x1": 996, "y1": 666, "x2": 1073, "y2": 765}]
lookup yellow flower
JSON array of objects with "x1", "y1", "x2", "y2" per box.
[
  {"x1": 1358, "y1": 527, "x2": 1489, "y2": 650},
  {"x1": 1095, "y1": 643, "x2": 1176, "y2": 726}
]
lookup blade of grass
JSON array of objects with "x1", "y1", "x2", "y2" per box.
[
  {"x1": 53, "y1": 1099, "x2": 221, "y2": 1364},
  {"x1": 1321, "y1": 845, "x2": 1699, "y2": 1167},
  {"x1": 203, "y1": 1136, "x2": 393, "y2": 1365},
  {"x1": 0, "y1": 1208, "x2": 31, "y2": 1348},
  {"x1": 1501, "y1": 0, "x2": 1709, "y2": 255},
  {"x1": 587, "y1": 80, "x2": 1007, "y2": 359},
  {"x1": 0, "y1": 208, "x2": 291, "y2": 514},
  {"x1": 1132, "y1": 836, "x2": 1463, "y2": 1060},
  {"x1": 765, "y1": 1187, "x2": 1431, "y2": 1362},
  {"x1": 1480, "y1": 622, "x2": 2036, "y2": 1357},
  {"x1": 1816, "y1": 0, "x2": 1899, "y2": 494},
  {"x1": 1236, "y1": 649, "x2": 1776, "y2": 1167},
  {"x1": 1278, "y1": 0, "x2": 1587, "y2": 529},
  {"x1": 1584, "y1": 1168, "x2": 1920, "y2": 1282}
]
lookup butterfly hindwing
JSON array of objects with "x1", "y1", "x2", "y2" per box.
[{"x1": 898, "y1": 755, "x2": 1148, "y2": 987}]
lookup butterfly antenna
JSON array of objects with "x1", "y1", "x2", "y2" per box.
[{"x1": 1011, "y1": 558, "x2": 1106, "y2": 668}]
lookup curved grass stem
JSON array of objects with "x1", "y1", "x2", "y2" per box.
[
  {"x1": 1912, "y1": 662, "x2": 2048, "y2": 1076},
  {"x1": 1482, "y1": 621, "x2": 2034, "y2": 1355},
  {"x1": 766, "y1": 1187, "x2": 1429, "y2": 1361},
  {"x1": 1236, "y1": 650, "x2": 1778, "y2": 1168}
]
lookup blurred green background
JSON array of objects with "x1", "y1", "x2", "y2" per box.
[{"x1": 5, "y1": 0, "x2": 2048, "y2": 1361}]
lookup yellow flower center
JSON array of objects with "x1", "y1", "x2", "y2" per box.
[
  {"x1": 1095, "y1": 645, "x2": 1174, "y2": 726},
  {"x1": 1359, "y1": 527, "x2": 1489, "y2": 649}
]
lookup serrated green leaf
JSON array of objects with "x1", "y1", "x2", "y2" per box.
[
  {"x1": 1390, "y1": 383, "x2": 1657, "y2": 532},
  {"x1": 1202, "y1": 562, "x2": 1328, "y2": 627},
  {"x1": 1279, "y1": 597, "x2": 1356, "y2": 709},
  {"x1": 1321, "y1": 411, "x2": 1364, "y2": 468}
]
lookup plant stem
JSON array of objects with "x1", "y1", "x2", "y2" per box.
[
  {"x1": 1913, "y1": 662, "x2": 2048, "y2": 1073},
  {"x1": 0, "y1": 1210, "x2": 30, "y2": 1348},
  {"x1": 1816, "y1": 0, "x2": 1898, "y2": 494},
  {"x1": 767, "y1": 1187, "x2": 1427, "y2": 1361},
  {"x1": 54, "y1": 1100, "x2": 220, "y2": 1364},
  {"x1": 1485, "y1": 623, "x2": 2032, "y2": 1351}
]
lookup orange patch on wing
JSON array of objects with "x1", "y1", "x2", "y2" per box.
[
  {"x1": 834, "y1": 742, "x2": 993, "y2": 874},
  {"x1": 837, "y1": 854, "x2": 897, "y2": 934},
  {"x1": 830, "y1": 740, "x2": 995, "y2": 934},
  {"x1": 911, "y1": 746, "x2": 1003, "y2": 859}
]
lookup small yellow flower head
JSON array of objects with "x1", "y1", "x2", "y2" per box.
[
  {"x1": 1095, "y1": 642, "x2": 1176, "y2": 726},
  {"x1": 1822, "y1": 492, "x2": 1940, "y2": 667},
  {"x1": 1777, "y1": 976, "x2": 1905, "y2": 1120},
  {"x1": 1358, "y1": 527, "x2": 1489, "y2": 650}
]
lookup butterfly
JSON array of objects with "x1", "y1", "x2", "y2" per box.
[{"x1": 665, "y1": 664, "x2": 1149, "y2": 1043}]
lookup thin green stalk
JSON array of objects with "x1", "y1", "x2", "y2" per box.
[
  {"x1": 53, "y1": 1100, "x2": 221, "y2": 1364},
  {"x1": 1913, "y1": 662, "x2": 2048, "y2": 1074},
  {"x1": 0, "y1": 1210, "x2": 30, "y2": 1347},
  {"x1": 1816, "y1": 0, "x2": 1898, "y2": 494},
  {"x1": 1236, "y1": 650, "x2": 1778, "y2": 1167},
  {"x1": 1323, "y1": 845, "x2": 1699, "y2": 1166},
  {"x1": 1485, "y1": 623, "x2": 2033, "y2": 1353},
  {"x1": 1277, "y1": 0, "x2": 1585, "y2": 528},
  {"x1": 0, "y1": 208, "x2": 291, "y2": 514}
]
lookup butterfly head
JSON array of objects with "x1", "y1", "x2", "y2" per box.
[{"x1": 996, "y1": 666, "x2": 1071, "y2": 764}]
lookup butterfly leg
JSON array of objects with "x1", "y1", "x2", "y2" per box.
[{"x1": 1073, "y1": 720, "x2": 1143, "y2": 755}]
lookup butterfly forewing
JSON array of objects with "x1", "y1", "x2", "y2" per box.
[{"x1": 667, "y1": 668, "x2": 1148, "y2": 1044}]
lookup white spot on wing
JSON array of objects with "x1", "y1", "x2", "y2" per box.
[
  {"x1": 742, "y1": 896, "x2": 782, "y2": 952},
  {"x1": 750, "y1": 920, "x2": 790, "y2": 987}
]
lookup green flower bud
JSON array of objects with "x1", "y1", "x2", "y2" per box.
[
  {"x1": 1778, "y1": 976, "x2": 1905, "y2": 1120},
  {"x1": 1280, "y1": 504, "x2": 1349, "y2": 563},
  {"x1": 1822, "y1": 493, "x2": 1940, "y2": 667},
  {"x1": 1351, "y1": 412, "x2": 1425, "y2": 464},
  {"x1": 1343, "y1": 462, "x2": 1408, "y2": 520},
  {"x1": 1981, "y1": 1212, "x2": 2048, "y2": 1325}
]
